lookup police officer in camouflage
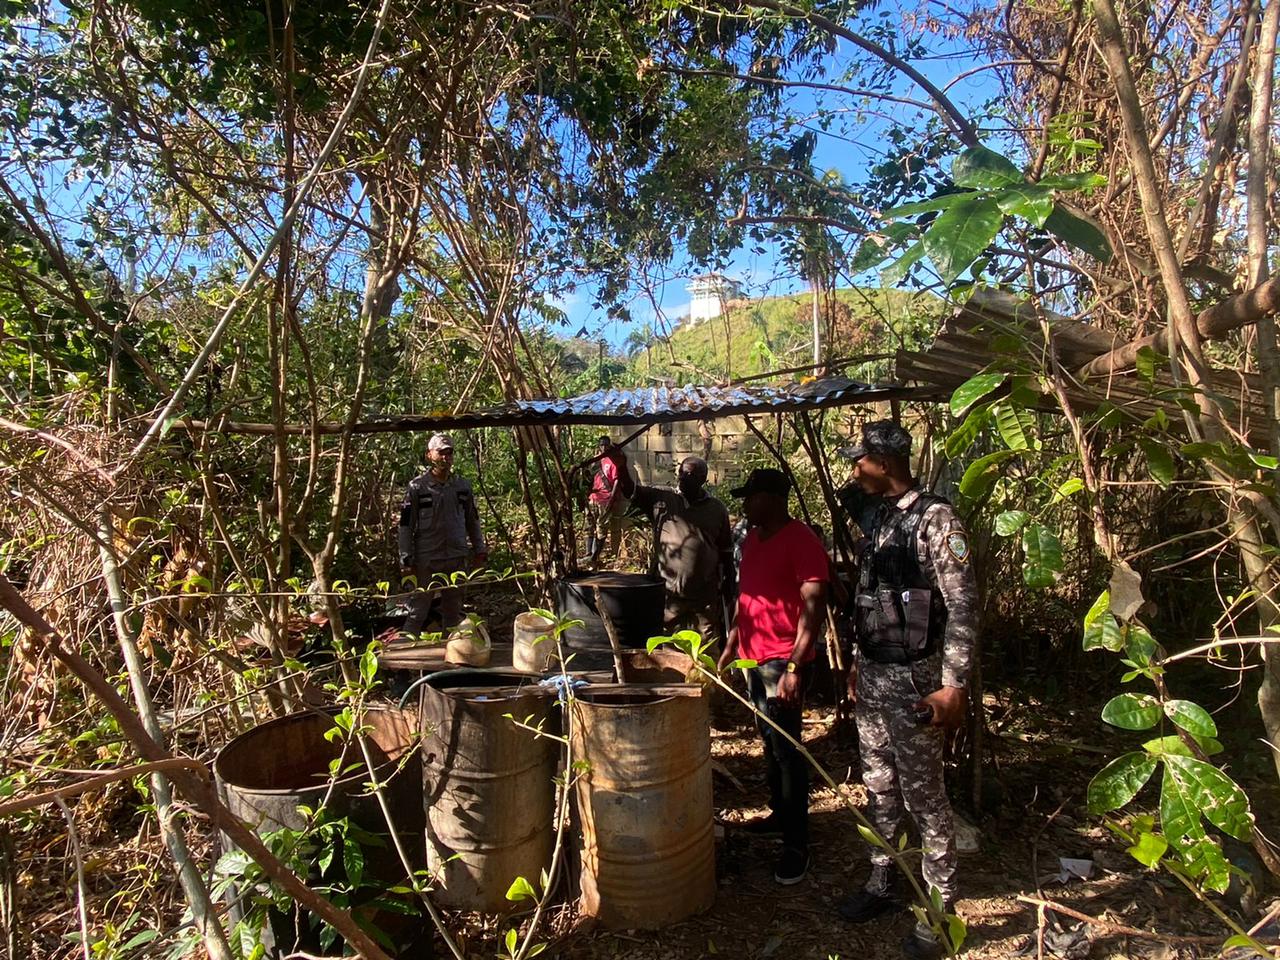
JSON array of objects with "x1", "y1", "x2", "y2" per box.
[
  {"x1": 834, "y1": 421, "x2": 977, "y2": 960},
  {"x1": 397, "y1": 433, "x2": 488, "y2": 637}
]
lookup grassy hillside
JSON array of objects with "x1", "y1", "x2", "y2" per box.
[{"x1": 625, "y1": 286, "x2": 943, "y2": 385}]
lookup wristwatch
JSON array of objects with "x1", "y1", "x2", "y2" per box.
[{"x1": 785, "y1": 660, "x2": 798, "y2": 674}]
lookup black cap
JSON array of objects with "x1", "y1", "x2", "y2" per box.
[
  {"x1": 730, "y1": 468, "x2": 791, "y2": 498},
  {"x1": 837, "y1": 420, "x2": 913, "y2": 461}
]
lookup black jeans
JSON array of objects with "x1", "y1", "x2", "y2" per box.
[{"x1": 745, "y1": 658, "x2": 809, "y2": 852}]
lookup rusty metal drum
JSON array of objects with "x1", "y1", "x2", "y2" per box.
[
  {"x1": 572, "y1": 686, "x2": 715, "y2": 929},
  {"x1": 214, "y1": 704, "x2": 422, "y2": 841},
  {"x1": 421, "y1": 670, "x2": 559, "y2": 912},
  {"x1": 213, "y1": 705, "x2": 424, "y2": 955}
]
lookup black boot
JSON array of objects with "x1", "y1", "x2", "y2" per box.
[
  {"x1": 837, "y1": 864, "x2": 903, "y2": 923},
  {"x1": 901, "y1": 899, "x2": 958, "y2": 960}
]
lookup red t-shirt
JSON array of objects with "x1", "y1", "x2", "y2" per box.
[
  {"x1": 735, "y1": 520, "x2": 829, "y2": 664},
  {"x1": 588, "y1": 459, "x2": 618, "y2": 505}
]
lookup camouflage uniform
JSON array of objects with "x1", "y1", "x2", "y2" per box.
[
  {"x1": 398, "y1": 471, "x2": 486, "y2": 633},
  {"x1": 854, "y1": 488, "x2": 977, "y2": 904}
]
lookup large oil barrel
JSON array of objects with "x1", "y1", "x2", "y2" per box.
[
  {"x1": 572, "y1": 686, "x2": 715, "y2": 929},
  {"x1": 422, "y1": 670, "x2": 559, "y2": 912},
  {"x1": 215, "y1": 704, "x2": 422, "y2": 841},
  {"x1": 554, "y1": 572, "x2": 665, "y2": 652},
  {"x1": 213, "y1": 705, "x2": 424, "y2": 953}
]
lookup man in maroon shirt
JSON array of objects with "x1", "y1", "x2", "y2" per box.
[{"x1": 718, "y1": 468, "x2": 828, "y2": 885}]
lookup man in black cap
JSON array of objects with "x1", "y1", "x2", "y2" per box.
[
  {"x1": 717, "y1": 468, "x2": 828, "y2": 886},
  {"x1": 833, "y1": 421, "x2": 977, "y2": 960},
  {"x1": 397, "y1": 433, "x2": 488, "y2": 638}
]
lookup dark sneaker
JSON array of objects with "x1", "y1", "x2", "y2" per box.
[
  {"x1": 837, "y1": 865, "x2": 903, "y2": 922},
  {"x1": 741, "y1": 813, "x2": 785, "y2": 839},
  {"x1": 901, "y1": 927, "x2": 945, "y2": 960},
  {"x1": 837, "y1": 888, "x2": 902, "y2": 922},
  {"x1": 774, "y1": 846, "x2": 809, "y2": 885}
]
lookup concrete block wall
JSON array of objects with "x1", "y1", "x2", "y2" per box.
[{"x1": 612, "y1": 416, "x2": 757, "y2": 494}]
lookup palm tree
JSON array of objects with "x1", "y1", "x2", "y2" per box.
[{"x1": 623, "y1": 323, "x2": 655, "y2": 359}]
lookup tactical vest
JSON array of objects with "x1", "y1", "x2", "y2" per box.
[{"x1": 856, "y1": 491, "x2": 950, "y2": 663}]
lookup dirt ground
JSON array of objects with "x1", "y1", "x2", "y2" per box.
[
  {"x1": 443, "y1": 585, "x2": 1279, "y2": 960},
  {"x1": 539, "y1": 695, "x2": 1278, "y2": 960}
]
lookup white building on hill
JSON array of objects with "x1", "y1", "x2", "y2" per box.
[{"x1": 686, "y1": 273, "x2": 743, "y2": 323}]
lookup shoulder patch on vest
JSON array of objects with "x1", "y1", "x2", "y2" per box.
[{"x1": 946, "y1": 532, "x2": 970, "y2": 563}]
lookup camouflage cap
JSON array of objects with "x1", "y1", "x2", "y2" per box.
[
  {"x1": 837, "y1": 420, "x2": 913, "y2": 461},
  {"x1": 427, "y1": 433, "x2": 455, "y2": 452}
]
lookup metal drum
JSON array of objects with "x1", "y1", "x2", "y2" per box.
[
  {"x1": 213, "y1": 705, "x2": 423, "y2": 954},
  {"x1": 553, "y1": 572, "x2": 665, "y2": 651},
  {"x1": 215, "y1": 704, "x2": 421, "y2": 841},
  {"x1": 422, "y1": 670, "x2": 559, "y2": 912},
  {"x1": 572, "y1": 686, "x2": 715, "y2": 929}
]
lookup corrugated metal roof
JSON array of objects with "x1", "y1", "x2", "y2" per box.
[
  {"x1": 894, "y1": 290, "x2": 1268, "y2": 433},
  {"x1": 177, "y1": 377, "x2": 925, "y2": 435},
  {"x1": 514, "y1": 377, "x2": 889, "y2": 419}
]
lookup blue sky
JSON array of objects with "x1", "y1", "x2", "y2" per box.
[{"x1": 554, "y1": 21, "x2": 1008, "y2": 350}]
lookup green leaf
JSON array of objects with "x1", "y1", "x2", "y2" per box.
[
  {"x1": 944, "y1": 404, "x2": 990, "y2": 458},
  {"x1": 857, "y1": 823, "x2": 888, "y2": 849},
  {"x1": 1143, "y1": 734, "x2": 1223, "y2": 757},
  {"x1": 343, "y1": 834, "x2": 365, "y2": 887},
  {"x1": 1037, "y1": 171, "x2": 1108, "y2": 192},
  {"x1": 727, "y1": 658, "x2": 757, "y2": 670},
  {"x1": 1044, "y1": 204, "x2": 1113, "y2": 262},
  {"x1": 1087, "y1": 752, "x2": 1158, "y2": 813},
  {"x1": 1160, "y1": 763, "x2": 1202, "y2": 844},
  {"x1": 1126, "y1": 831, "x2": 1168, "y2": 868},
  {"x1": 922, "y1": 195, "x2": 1005, "y2": 284},
  {"x1": 1124, "y1": 623, "x2": 1156, "y2": 666},
  {"x1": 882, "y1": 193, "x2": 969, "y2": 218},
  {"x1": 952, "y1": 145, "x2": 1023, "y2": 188},
  {"x1": 850, "y1": 222, "x2": 916, "y2": 271},
  {"x1": 1249, "y1": 451, "x2": 1279, "y2": 470},
  {"x1": 360, "y1": 646, "x2": 378, "y2": 687},
  {"x1": 994, "y1": 184, "x2": 1054, "y2": 227},
  {"x1": 1051, "y1": 477, "x2": 1085, "y2": 503},
  {"x1": 1179, "y1": 441, "x2": 1222, "y2": 460},
  {"x1": 1084, "y1": 589, "x2": 1110, "y2": 627},
  {"x1": 121, "y1": 930, "x2": 159, "y2": 950},
  {"x1": 1084, "y1": 611, "x2": 1123, "y2": 652},
  {"x1": 1163, "y1": 755, "x2": 1254, "y2": 841},
  {"x1": 949, "y1": 372, "x2": 1006, "y2": 416},
  {"x1": 946, "y1": 915, "x2": 967, "y2": 953},
  {"x1": 1021, "y1": 523, "x2": 1063, "y2": 588},
  {"x1": 1009, "y1": 374, "x2": 1041, "y2": 407},
  {"x1": 994, "y1": 510, "x2": 1030, "y2": 537},
  {"x1": 879, "y1": 241, "x2": 926, "y2": 285},
  {"x1": 1134, "y1": 345, "x2": 1160, "y2": 382},
  {"x1": 1163, "y1": 700, "x2": 1217, "y2": 738},
  {"x1": 505, "y1": 875, "x2": 538, "y2": 901},
  {"x1": 1101, "y1": 693, "x2": 1162, "y2": 730},
  {"x1": 993, "y1": 402, "x2": 1036, "y2": 451},
  {"x1": 1181, "y1": 836, "x2": 1232, "y2": 893},
  {"x1": 505, "y1": 927, "x2": 519, "y2": 954},
  {"x1": 1138, "y1": 438, "x2": 1175, "y2": 488},
  {"x1": 958, "y1": 449, "x2": 1016, "y2": 501}
]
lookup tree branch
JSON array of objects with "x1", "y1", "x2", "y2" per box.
[{"x1": 1078, "y1": 277, "x2": 1280, "y2": 379}]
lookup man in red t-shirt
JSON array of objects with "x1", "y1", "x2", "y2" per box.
[{"x1": 718, "y1": 467, "x2": 828, "y2": 885}]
